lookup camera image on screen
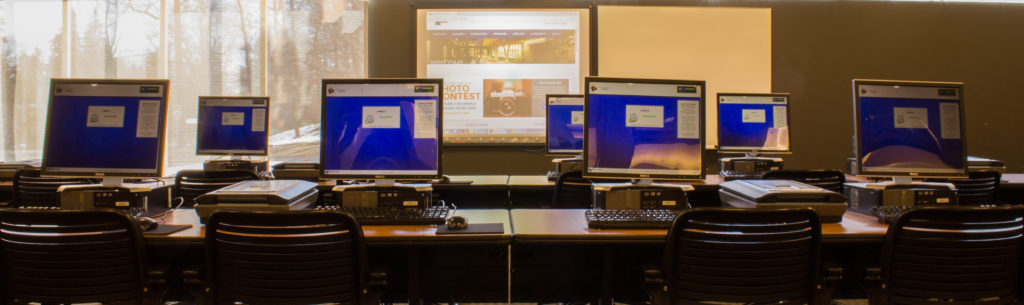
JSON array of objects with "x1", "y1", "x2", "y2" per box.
[{"x1": 483, "y1": 79, "x2": 532, "y2": 117}]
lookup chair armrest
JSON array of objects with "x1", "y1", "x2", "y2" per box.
[
  {"x1": 815, "y1": 261, "x2": 844, "y2": 305},
  {"x1": 862, "y1": 263, "x2": 885, "y2": 305},
  {"x1": 362, "y1": 265, "x2": 388, "y2": 305},
  {"x1": 643, "y1": 266, "x2": 668, "y2": 305}
]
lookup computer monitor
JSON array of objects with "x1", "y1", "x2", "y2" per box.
[
  {"x1": 320, "y1": 79, "x2": 443, "y2": 180},
  {"x1": 852, "y1": 79, "x2": 967, "y2": 178},
  {"x1": 716, "y1": 93, "x2": 791, "y2": 154},
  {"x1": 584, "y1": 77, "x2": 706, "y2": 181},
  {"x1": 41, "y1": 79, "x2": 169, "y2": 179},
  {"x1": 196, "y1": 96, "x2": 270, "y2": 156},
  {"x1": 546, "y1": 94, "x2": 585, "y2": 155}
]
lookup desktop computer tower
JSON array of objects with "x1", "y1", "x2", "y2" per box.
[
  {"x1": 333, "y1": 184, "x2": 433, "y2": 208},
  {"x1": 592, "y1": 183, "x2": 693, "y2": 210},
  {"x1": 719, "y1": 156, "x2": 783, "y2": 180},
  {"x1": 844, "y1": 182, "x2": 958, "y2": 214},
  {"x1": 58, "y1": 184, "x2": 150, "y2": 212},
  {"x1": 204, "y1": 159, "x2": 269, "y2": 175}
]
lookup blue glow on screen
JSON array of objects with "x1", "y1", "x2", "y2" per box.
[
  {"x1": 718, "y1": 103, "x2": 787, "y2": 150},
  {"x1": 45, "y1": 96, "x2": 162, "y2": 171},
  {"x1": 197, "y1": 106, "x2": 267, "y2": 153},
  {"x1": 586, "y1": 95, "x2": 702, "y2": 172},
  {"x1": 322, "y1": 96, "x2": 439, "y2": 173},
  {"x1": 858, "y1": 96, "x2": 964, "y2": 171},
  {"x1": 547, "y1": 104, "x2": 584, "y2": 153}
]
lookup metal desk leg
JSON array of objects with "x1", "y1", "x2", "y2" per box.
[{"x1": 409, "y1": 246, "x2": 421, "y2": 305}]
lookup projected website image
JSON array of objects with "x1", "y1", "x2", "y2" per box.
[
  {"x1": 426, "y1": 30, "x2": 575, "y2": 64},
  {"x1": 587, "y1": 94, "x2": 702, "y2": 176},
  {"x1": 718, "y1": 101, "x2": 789, "y2": 151},
  {"x1": 197, "y1": 98, "x2": 268, "y2": 154},
  {"x1": 858, "y1": 96, "x2": 964, "y2": 173},
  {"x1": 481, "y1": 78, "x2": 569, "y2": 118},
  {"x1": 322, "y1": 97, "x2": 439, "y2": 176},
  {"x1": 547, "y1": 103, "x2": 583, "y2": 153},
  {"x1": 46, "y1": 94, "x2": 163, "y2": 173}
]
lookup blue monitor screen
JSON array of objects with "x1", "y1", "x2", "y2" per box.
[
  {"x1": 585, "y1": 80, "x2": 704, "y2": 180},
  {"x1": 717, "y1": 94, "x2": 790, "y2": 153},
  {"x1": 855, "y1": 82, "x2": 965, "y2": 176},
  {"x1": 196, "y1": 97, "x2": 269, "y2": 155},
  {"x1": 321, "y1": 82, "x2": 441, "y2": 179},
  {"x1": 42, "y1": 81, "x2": 167, "y2": 177},
  {"x1": 546, "y1": 95, "x2": 584, "y2": 154}
]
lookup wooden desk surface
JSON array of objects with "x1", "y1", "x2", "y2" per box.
[
  {"x1": 154, "y1": 208, "x2": 512, "y2": 245},
  {"x1": 510, "y1": 209, "x2": 888, "y2": 244},
  {"x1": 507, "y1": 175, "x2": 725, "y2": 187},
  {"x1": 1002, "y1": 173, "x2": 1024, "y2": 185},
  {"x1": 446, "y1": 175, "x2": 509, "y2": 186}
]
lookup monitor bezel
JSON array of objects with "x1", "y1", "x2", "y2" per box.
[
  {"x1": 195, "y1": 96, "x2": 271, "y2": 156},
  {"x1": 41, "y1": 78, "x2": 170, "y2": 179},
  {"x1": 852, "y1": 79, "x2": 968, "y2": 179},
  {"x1": 545, "y1": 94, "x2": 585, "y2": 156},
  {"x1": 583, "y1": 77, "x2": 707, "y2": 181},
  {"x1": 319, "y1": 78, "x2": 445, "y2": 181},
  {"x1": 715, "y1": 92, "x2": 793, "y2": 154}
]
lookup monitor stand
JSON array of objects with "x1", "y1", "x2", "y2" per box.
[
  {"x1": 331, "y1": 179, "x2": 433, "y2": 209},
  {"x1": 57, "y1": 178, "x2": 151, "y2": 214},
  {"x1": 844, "y1": 176, "x2": 958, "y2": 214},
  {"x1": 591, "y1": 179, "x2": 694, "y2": 210},
  {"x1": 204, "y1": 155, "x2": 269, "y2": 175},
  {"x1": 548, "y1": 155, "x2": 584, "y2": 181},
  {"x1": 719, "y1": 153, "x2": 784, "y2": 180}
]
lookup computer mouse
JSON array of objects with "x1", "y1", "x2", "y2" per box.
[
  {"x1": 136, "y1": 217, "x2": 159, "y2": 231},
  {"x1": 446, "y1": 215, "x2": 468, "y2": 230}
]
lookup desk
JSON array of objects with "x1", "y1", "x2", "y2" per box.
[
  {"x1": 434, "y1": 175, "x2": 510, "y2": 209},
  {"x1": 153, "y1": 208, "x2": 511, "y2": 304},
  {"x1": 506, "y1": 175, "x2": 726, "y2": 208}
]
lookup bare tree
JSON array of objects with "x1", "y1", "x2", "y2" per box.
[
  {"x1": 235, "y1": 0, "x2": 252, "y2": 95},
  {"x1": 104, "y1": 0, "x2": 119, "y2": 78},
  {"x1": 2, "y1": 0, "x2": 17, "y2": 160},
  {"x1": 209, "y1": 0, "x2": 222, "y2": 95}
]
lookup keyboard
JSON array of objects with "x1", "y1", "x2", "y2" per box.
[
  {"x1": 317, "y1": 206, "x2": 450, "y2": 225},
  {"x1": 870, "y1": 206, "x2": 913, "y2": 224},
  {"x1": 17, "y1": 204, "x2": 148, "y2": 216},
  {"x1": 584, "y1": 209, "x2": 680, "y2": 229}
]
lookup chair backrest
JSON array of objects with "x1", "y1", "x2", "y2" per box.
[
  {"x1": 0, "y1": 209, "x2": 148, "y2": 304},
  {"x1": 12, "y1": 168, "x2": 94, "y2": 207},
  {"x1": 174, "y1": 170, "x2": 258, "y2": 207},
  {"x1": 552, "y1": 170, "x2": 593, "y2": 209},
  {"x1": 926, "y1": 171, "x2": 1001, "y2": 206},
  {"x1": 205, "y1": 210, "x2": 369, "y2": 305},
  {"x1": 664, "y1": 208, "x2": 822, "y2": 305},
  {"x1": 761, "y1": 169, "x2": 846, "y2": 193},
  {"x1": 881, "y1": 206, "x2": 1024, "y2": 305}
]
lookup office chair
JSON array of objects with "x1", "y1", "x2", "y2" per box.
[
  {"x1": 761, "y1": 169, "x2": 846, "y2": 193},
  {"x1": 645, "y1": 208, "x2": 841, "y2": 305},
  {"x1": 552, "y1": 170, "x2": 593, "y2": 209},
  {"x1": 0, "y1": 209, "x2": 165, "y2": 305},
  {"x1": 926, "y1": 171, "x2": 1001, "y2": 206},
  {"x1": 12, "y1": 168, "x2": 94, "y2": 207},
  {"x1": 864, "y1": 206, "x2": 1024, "y2": 305},
  {"x1": 174, "y1": 169, "x2": 258, "y2": 207},
  {"x1": 197, "y1": 210, "x2": 386, "y2": 305}
]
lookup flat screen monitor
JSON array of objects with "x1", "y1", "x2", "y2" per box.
[
  {"x1": 416, "y1": 9, "x2": 590, "y2": 145},
  {"x1": 852, "y1": 79, "x2": 967, "y2": 178},
  {"x1": 546, "y1": 94, "x2": 584, "y2": 155},
  {"x1": 584, "y1": 77, "x2": 706, "y2": 181},
  {"x1": 41, "y1": 79, "x2": 169, "y2": 178},
  {"x1": 716, "y1": 93, "x2": 791, "y2": 154},
  {"x1": 196, "y1": 96, "x2": 270, "y2": 156},
  {"x1": 320, "y1": 79, "x2": 443, "y2": 180}
]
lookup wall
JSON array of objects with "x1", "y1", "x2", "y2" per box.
[{"x1": 370, "y1": 0, "x2": 1024, "y2": 174}]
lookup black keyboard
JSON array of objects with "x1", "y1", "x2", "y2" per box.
[
  {"x1": 16, "y1": 205, "x2": 147, "y2": 216},
  {"x1": 870, "y1": 206, "x2": 913, "y2": 224},
  {"x1": 584, "y1": 209, "x2": 680, "y2": 229},
  {"x1": 317, "y1": 206, "x2": 450, "y2": 225}
]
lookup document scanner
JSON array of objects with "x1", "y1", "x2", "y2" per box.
[
  {"x1": 719, "y1": 179, "x2": 849, "y2": 222},
  {"x1": 194, "y1": 179, "x2": 318, "y2": 223}
]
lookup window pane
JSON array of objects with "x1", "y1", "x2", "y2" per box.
[
  {"x1": 69, "y1": 0, "x2": 161, "y2": 79},
  {"x1": 267, "y1": 0, "x2": 366, "y2": 162},
  {"x1": 0, "y1": 0, "x2": 63, "y2": 162},
  {"x1": 166, "y1": 0, "x2": 263, "y2": 170}
]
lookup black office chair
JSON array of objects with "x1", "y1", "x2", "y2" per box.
[
  {"x1": 864, "y1": 206, "x2": 1024, "y2": 305},
  {"x1": 926, "y1": 171, "x2": 1001, "y2": 206},
  {"x1": 174, "y1": 170, "x2": 258, "y2": 207},
  {"x1": 646, "y1": 208, "x2": 841, "y2": 305},
  {"x1": 199, "y1": 210, "x2": 386, "y2": 305},
  {"x1": 552, "y1": 170, "x2": 593, "y2": 209},
  {"x1": 762, "y1": 169, "x2": 846, "y2": 193},
  {"x1": 0, "y1": 209, "x2": 165, "y2": 305},
  {"x1": 12, "y1": 168, "x2": 94, "y2": 207}
]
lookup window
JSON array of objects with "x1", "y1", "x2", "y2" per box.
[{"x1": 0, "y1": 0, "x2": 367, "y2": 172}]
